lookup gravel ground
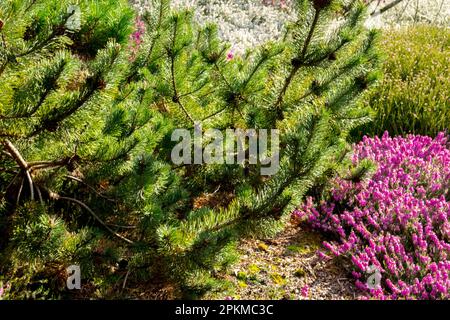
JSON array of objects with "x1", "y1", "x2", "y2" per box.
[
  {"x1": 210, "y1": 222, "x2": 358, "y2": 300},
  {"x1": 122, "y1": 222, "x2": 358, "y2": 300},
  {"x1": 132, "y1": 0, "x2": 449, "y2": 55},
  {"x1": 368, "y1": 0, "x2": 449, "y2": 27},
  {"x1": 171, "y1": 0, "x2": 297, "y2": 54},
  {"x1": 132, "y1": 0, "x2": 297, "y2": 55}
]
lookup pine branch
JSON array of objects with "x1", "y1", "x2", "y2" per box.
[
  {"x1": 126, "y1": 0, "x2": 166, "y2": 82},
  {"x1": 15, "y1": 9, "x2": 74, "y2": 59},
  {"x1": 1, "y1": 139, "x2": 34, "y2": 200},
  {"x1": 170, "y1": 54, "x2": 195, "y2": 123},
  {"x1": 241, "y1": 55, "x2": 268, "y2": 90},
  {"x1": 0, "y1": 62, "x2": 65, "y2": 120},
  {"x1": 371, "y1": 0, "x2": 405, "y2": 16},
  {"x1": 201, "y1": 105, "x2": 228, "y2": 121},
  {"x1": 29, "y1": 87, "x2": 96, "y2": 137},
  {"x1": 48, "y1": 192, "x2": 134, "y2": 244},
  {"x1": 0, "y1": 34, "x2": 8, "y2": 77},
  {"x1": 65, "y1": 175, "x2": 117, "y2": 203},
  {"x1": 274, "y1": 7, "x2": 321, "y2": 116},
  {"x1": 169, "y1": 18, "x2": 195, "y2": 124}
]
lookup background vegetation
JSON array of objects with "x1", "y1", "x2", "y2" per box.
[{"x1": 363, "y1": 25, "x2": 449, "y2": 137}]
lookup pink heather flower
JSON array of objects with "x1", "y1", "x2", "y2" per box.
[
  {"x1": 316, "y1": 250, "x2": 331, "y2": 260},
  {"x1": 300, "y1": 285, "x2": 309, "y2": 298},
  {"x1": 293, "y1": 132, "x2": 450, "y2": 300},
  {"x1": 292, "y1": 209, "x2": 304, "y2": 219},
  {"x1": 0, "y1": 282, "x2": 7, "y2": 298},
  {"x1": 355, "y1": 280, "x2": 367, "y2": 291},
  {"x1": 226, "y1": 49, "x2": 235, "y2": 61},
  {"x1": 129, "y1": 16, "x2": 146, "y2": 62}
]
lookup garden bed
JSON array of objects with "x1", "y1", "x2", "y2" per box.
[
  {"x1": 216, "y1": 223, "x2": 357, "y2": 300},
  {"x1": 0, "y1": 0, "x2": 449, "y2": 301}
]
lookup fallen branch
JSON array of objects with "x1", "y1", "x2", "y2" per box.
[{"x1": 106, "y1": 223, "x2": 137, "y2": 229}]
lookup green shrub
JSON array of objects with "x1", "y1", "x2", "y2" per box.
[
  {"x1": 0, "y1": 0, "x2": 380, "y2": 298},
  {"x1": 366, "y1": 25, "x2": 450, "y2": 137}
]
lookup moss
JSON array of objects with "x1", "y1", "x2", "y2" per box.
[
  {"x1": 287, "y1": 244, "x2": 315, "y2": 255},
  {"x1": 294, "y1": 268, "x2": 306, "y2": 278},
  {"x1": 270, "y1": 273, "x2": 286, "y2": 285},
  {"x1": 248, "y1": 264, "x2": 261, "y2": 275},
  {"x1": 257, "y1": 242, "x2": 269, "y2": 252},
  {"x1": 236, "y1": 271, "x2": 247, "y2": 281}
]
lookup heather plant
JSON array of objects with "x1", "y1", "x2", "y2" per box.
[
  {"x1": 294, "y1": 132, "x2": 450, "y2": 299},
  {"x1": 1, "y1": 0, "x2": 380, "y2": 298},
  {"x1": 359, "y1": 25, "x2": 449, "y2": 137}
]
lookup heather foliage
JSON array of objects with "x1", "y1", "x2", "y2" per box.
[
  {"x1": 294, "y1": 133, "x2": 450, "y2": 299},
  {"x1": 362, "y1": 25, "x2": 449, "y2": 137}
]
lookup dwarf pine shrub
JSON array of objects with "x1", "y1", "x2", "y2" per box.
[{"x1": 0, "y1": 0, "x2": 380, "y2": 298}]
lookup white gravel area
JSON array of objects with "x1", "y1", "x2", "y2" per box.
[
  {"x1": 170, "y1": 0, "x2": 297, "y2": 54},
  {"x1": 131, "y1": 0, "x2": 449, "y2": 55},
  {"x1": 366, "y1": 0, "x2": 449, "y2": 28},
  {"x1": 132, "y1": 0, "x2": 297, "y2": 55}
]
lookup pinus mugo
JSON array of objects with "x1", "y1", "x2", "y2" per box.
[{"x1": 0, "y1": 0, "x2": 380, "y2": 298}]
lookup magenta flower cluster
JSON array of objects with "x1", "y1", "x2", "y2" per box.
[
  {"x1": 0, "y1": 282, "x2": 10, "y2": 299},
  {"x1": 129, "y1": 16, "x2": 146, "y2": 61},
  {"x1": 294, "y1": 132, "x2": 450, "y2": 299}
]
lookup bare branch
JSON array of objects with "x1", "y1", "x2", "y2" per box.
[
  {"x1": 1, "y1": 139, "x2": 34, "y2": 200},
  {"x1": 49, "y1": 192, "x2": 134, "y2": 244},
  {"x1": 371, "y1": 0, "x2": 405, "y2": 16},
  {"x1": 1, "y1": 140, "x2": 29, "y2": 171},
  {"x1": 16, "y1": 177, "x2": 24, "y2": 206},
  {"x1": 65, "y1": 175, "x2": 117, "y2": 203},
  {"x1": 122, "y1": 269, "x2": 131, "y2": 292},
  {"x1": 106, "y1": 223, "x2": 137, "y2": 229}
]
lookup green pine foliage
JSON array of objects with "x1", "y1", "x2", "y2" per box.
[{"x1": 0, "y1": 0, "x2": 380, "y2": 298}]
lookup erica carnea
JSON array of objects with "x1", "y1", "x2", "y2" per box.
[{"x1": 295, "y1": 132, "x2": 450, "y2": 300}]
